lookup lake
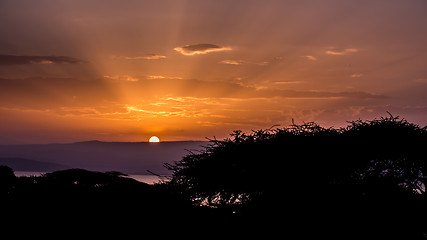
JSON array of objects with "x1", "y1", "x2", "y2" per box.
[{"x1": 14, "y1": 171, "x2": 165, "y2": 185}]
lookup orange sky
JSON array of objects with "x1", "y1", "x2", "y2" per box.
[{"x1": 1, "y1": 0, "x2": 427, "y2": 144}]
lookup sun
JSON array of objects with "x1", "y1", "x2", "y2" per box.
[{"x1": 149, "y1": 136, "x2": 160, "y2": 143}]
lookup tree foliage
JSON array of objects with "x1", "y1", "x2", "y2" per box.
[{"x1": 165, "y1": 114, "x2": 427, "y2": 237}]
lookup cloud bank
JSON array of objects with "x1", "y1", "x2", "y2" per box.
[
  {"x1": 174, "y1": 44, "x2": 232, "y2": 56},
  {"x1": 0, "y1": 55, "x2": 83, "y2": 65},
  {"x1": 0, "y1": 77, "x2": 386, "y2": 112}
]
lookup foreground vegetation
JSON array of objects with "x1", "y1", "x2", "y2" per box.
[{"x1": 1, "y1": 114, "x2": 427, "y2": 237}]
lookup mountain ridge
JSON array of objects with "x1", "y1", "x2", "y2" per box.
[
  {"x1": 0, "y1": 157, "x2": 69, "y2": 172},
  {"x1": 0, "y1": 141, "x2": 207, "y2": 174}
]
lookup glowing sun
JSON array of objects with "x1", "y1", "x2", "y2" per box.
[{"x1": 149, "y1": 136, "x2": 160, "y2": 143}]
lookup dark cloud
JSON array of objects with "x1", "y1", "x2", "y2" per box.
[
  {"x1": 0, "y1": 55, "x2": 84, "y2": 65},
  {"x1": 174, "y1": 44, "x2": 231, "y2": 55}
]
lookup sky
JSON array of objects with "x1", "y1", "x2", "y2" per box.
[{"x1": 0, "y1": 0, "x2": 426, "y2": 144}]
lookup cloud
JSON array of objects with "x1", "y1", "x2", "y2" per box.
[
  {"x1": 351, "y1": 73, "x2": 364, "y2": 78},
  {"x1": 145, "y1": 75, "x2": 183, "y2": 80},
  {"x1": 325, "y1": 48, "x2": 358, "y2": 56},
  {"x1": 219, "y1": 59, "x2": 269, "y2": 66},
  {"x1": 259, "y1": 89, "x2": 385, "y2": 100},
  {"x1": 0, "y1": 77, "x2": 118, "y2": 110},
  {"x1": 118, "y1": 54, "x2": 166, "y2": 60},
  {"x1": 116, "y1": 78, "x2": 385, "y2": 100},
  {"x1": 0, "y1": 76, "x2": 389, "y2": 137},
  {"x1": 413, "y1": 78, "x2": 427, "y2": 84},
  {"x1": 219, "y1": 60, "x2": 243, "y2": 65},
  {"x1": 103, "y1": 75, "x2": 139, "y2": 82},
  {"x1": 174, "y1": 44, "x2": 232, "y2": 56},
  {"x1": 0, "y1": 54, "x2": 83, "y2": 65},
  {"x1": 272, "y1": 81, "x2": 303, "y2": 84},
  {"x1": 104, "y1": 74, "x2": 183, "y2": 82},
  {"x1": 303, "y1": 55, "x2": 317, "y2": 61},
  {"x1": 0, "y1": 76, "x2": 384, "y2": 111},
  {"x1": 0, "y1": 76, "x2": 387, "y2": 119}
]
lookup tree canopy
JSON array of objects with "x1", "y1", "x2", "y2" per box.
[{"x1": 165, "y1": 114, "x2": 427, "y2": 237}]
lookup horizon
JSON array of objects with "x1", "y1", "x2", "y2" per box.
[
  {"x1": 1, "y1": 0, "x2": 427, "y2": 144},
  {"x1": 0, "y1": 139, "x2": 208, "y2": 146}
]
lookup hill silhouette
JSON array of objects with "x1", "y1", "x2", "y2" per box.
[
  {"x1": 0, "y1": 157, "x2": 68, "y2": 172},
  {"x1": 1, "y1": 114, "x2": 427, "y2": 237},
  {"x1": 0, "y1": 141, "x2": 205, "y2": 174}
]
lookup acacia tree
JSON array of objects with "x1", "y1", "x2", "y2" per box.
[
  {"x1": 342, "y1": 114, "x2": 427, "y2": 195},
  {"x1": 165, "y1": 115, "x2": 427, "y2": 210}
]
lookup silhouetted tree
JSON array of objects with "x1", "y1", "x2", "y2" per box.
[
  {"x1": 165, "y1": 114, "x2": 427, "y2": 237},
  {"x1": 0, "y1": 165, "x2": 16, "y2": 197}
]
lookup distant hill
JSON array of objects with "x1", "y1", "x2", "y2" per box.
[
  {"x1": 0, "y1": 157, "x2": 68, "y2": 172},
  {"x1": 0, "y1": 141, "x2": 206, "y2": 174}
]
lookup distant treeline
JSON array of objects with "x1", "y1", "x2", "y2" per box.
[{"x1": 1, "y1": 114, "x2": 427, "y2": 237}]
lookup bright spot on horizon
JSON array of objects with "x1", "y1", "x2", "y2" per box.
[{"x1": 149, "y1": 136, "x2": 160, "y2": 143}]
